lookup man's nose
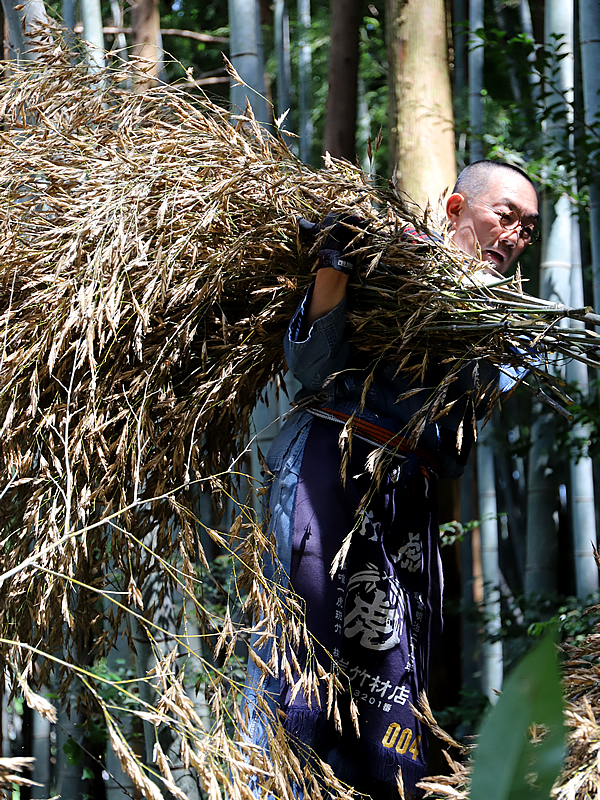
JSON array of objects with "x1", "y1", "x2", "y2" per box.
[{"x1": 500, "y1": 227, "x2": 519, "y2": 247}]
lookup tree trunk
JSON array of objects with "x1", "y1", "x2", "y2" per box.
[
  {"x1": 274, "y1": 0, "x2": 292, "y2": 130},
  {"x1": 545, "y1": 0, "x2": 574, "y2": 148},
  {"x1": 453, "y1": 0, "x2": 467, "y2": 99},
  {"x1": 492, "y1": 0, "x2": 521, "y2": 103},
  {"x1": 568, "y1": 216, "x2": 598, "y2": 598},
  {"x1": 1, "y1": 0, "x2": 48, "y2": 61},
  {"x1": 357, "y1": 76, "x2": 373, "y2": 174},
  {"x1": 525, "y1": 402, "x2": 560, "y2": 595},
  {"x1": 62, "y1": 0, "x2": 75, "y2": 30},
  {"x1": 383, "y1": 0, "x2": 461, "y2": 726},
  {"x1": 134, "y1": 525, "x2": 200, "y2": 800},
  {"x1": 580, "y1": 0, "x2": 600, "y2": 312},
  {"x1": 55, "y1": 704, "x2": 85, "y2": 800},
  {"x1": 468, "y1": 0, "x2": 484, "y2": 162},
  {"x1": 524, "y1": 195, "x2": 570, "y2": 596},
  {"x1": 525, "y1": 0, "x2": 575, "y2": 597},
  {"x1": 31, "y1": 704, "x2": 51, "y2": 800},
  {"x1": 452, "y1": 0, "x2": 468, "y2": 168},
  {"x1": 131, "y1": 0, "x2": 162, "y2": 86},
  {"x1": 110, "y1": 0, "x2": 128, "y2": 61},
  {"x1": 460, "y1": 462, "x2": 481, "y2": 693},
  {"x1": 297, "y1": 0, "x2": 313, "y2": 163},
  {"x1": 228, "y1": 0, "x2": 269, "y2": 124},
  {"x1": 387, "y1": 0, "x2": 456, "y2": 206},
  {"x1": 518, "y1": 0, "x2": 541, "y2": 105},
  {"x1": 477, "y1": 424, "x2": 503, "y2": 702},
  {"x1": 540, "y1": 194, "x2": 573, "y2": 306},
  {"x1": 19, "y1": 703, "x2": 32, "y2": 800},
  {"x1": 323, "y1": 0, "x2": 360, "y2": 160},
  {"x1": 80, "y1": 0, "x2": 106, "y2": 71}
]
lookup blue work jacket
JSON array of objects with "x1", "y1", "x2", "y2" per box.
[{"x1": 268, "y1": 283, "x2": 516, "y2": 481}]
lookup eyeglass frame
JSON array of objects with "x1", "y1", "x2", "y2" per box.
[{"x1": 465, "y1": 195, "x2": 541, "y2": 245}]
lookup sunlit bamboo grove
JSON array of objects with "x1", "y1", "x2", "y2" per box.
[{"x1": 0, "y1": 1, "x2": 599, "y2": 799}]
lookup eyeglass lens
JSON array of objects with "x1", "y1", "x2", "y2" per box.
[{"x1": 500, "y1": 212, "x2": 540, "y2": 243}]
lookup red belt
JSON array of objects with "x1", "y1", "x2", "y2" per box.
[{"x1": 309, "y1": 405, "x2": 438, "y2": 475}]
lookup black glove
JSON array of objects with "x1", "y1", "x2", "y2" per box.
[
  {"x1": 297, "y1": 214, "x2": 366, "y2": 275},
  {"x1": 297, "y1": 217, "x2": 321, "y2": 239},
  {"x1": 318, "y1": 213, "x2": 366, "y2": 274}
]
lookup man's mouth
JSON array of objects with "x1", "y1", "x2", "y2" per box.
[{"x1": 484, "y1": 249, "x2": 505, "y2": 266}]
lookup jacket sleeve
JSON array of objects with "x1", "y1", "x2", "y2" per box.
[{"x1": 284, "y1": 284, "x2": 351, "y2": 392}]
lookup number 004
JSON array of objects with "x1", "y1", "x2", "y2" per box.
[{"x1": 381, "y1": 723, "x2": 421, "y2": 761}]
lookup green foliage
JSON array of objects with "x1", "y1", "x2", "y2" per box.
[
  {"x1": 528, "y1": 595, "x2": 600, "y2": 646},
  {"x1": 63, "y1": 736, "x2": 84, "y2": 766},
  {"x1": 455, "y1": 21, "x2": 541, "y2": 164},
  {"x1": 435, "y1": 688, "x2": 490, "y2": 741},
  {"x1": 86, "y1": 716, "x2": 109, "y2": 747},
  {"x1": 557, "y1": 379, "x2": 600, "y2": 461},
  {"x1": 265, "y1": 0, "x2": 388, "y2": 172},
  {"x1": 193, "y1": 551, "x2": 249, "y2": 701},
  {"x1": 8, "y1": 696, "x2": 24, "y2": 716},
  {"x1": 464, "y1": 21, "x2": 599, "y2": 219},
  {"x1": 90, "y1": 657, "x2": 140, "y2": 713},
  {"x1": 507, "y1": 376, "x2": 600, "y2": 469},
  {"x1": 470, "y1": 630, "x2": 566, "y2": 800},
  {"x1": 158, "y1": 0, "x2": 229, "y2": 88},
  {"x1": 356, "y1": 8, "x2": 388, "y2": 175},
  {"x1": 197, "y1": 551, "x2": 235, "y2": 619},
  {"x1": 439, "y1": 518, "x2": 480, "y2": 547},
  {"x1": 480, "y1": 591, "x2": 600, "y2": 674},
  {"x1": 271, "y1": 1, "x2": 331, "y2": 161}
]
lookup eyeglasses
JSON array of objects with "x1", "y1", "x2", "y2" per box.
[{"x1": 466, "y1": 196, "x2": 541, "y2": 245}]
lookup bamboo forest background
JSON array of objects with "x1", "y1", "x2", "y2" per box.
[{"x1": 1, "y1": 0, "x2": 600, "y2": 797}]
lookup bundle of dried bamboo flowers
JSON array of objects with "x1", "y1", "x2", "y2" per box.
[
  {"x1": 0, "y1": 758, "x2": 38, "y2": 796},
  {"x1": 1, "y1": 24, "x2": 600, "y2": 799}
]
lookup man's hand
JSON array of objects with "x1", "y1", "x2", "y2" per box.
[
  {"x1": 318, "y1": 214, "x2": 366, "y2": 274},
  {"x1": 297, "y1": 214, "x2": 366, "y2": 334}
]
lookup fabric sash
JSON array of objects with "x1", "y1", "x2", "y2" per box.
[
  {"x1": 281, "y1": 417, "x2": 442, "y2": 795},
  {"x1": 309, "y1": 405, "x2": 439, "y2": 475}
]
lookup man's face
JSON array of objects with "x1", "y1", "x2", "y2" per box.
[{"x1": 446, "y1": 171, "x2": 539, "y2": 274}]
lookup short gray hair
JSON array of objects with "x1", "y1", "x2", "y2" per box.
[{"x1": 453, "y1": 160, "x2": 537, "y2": 197}]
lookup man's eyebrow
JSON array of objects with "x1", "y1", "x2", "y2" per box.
[{"x1": 502, "y1": 199, "x2": 540, "y2": 220}]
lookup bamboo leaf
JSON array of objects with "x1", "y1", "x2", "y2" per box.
[{"x1": 470, "y1": 630, "x2": 566, "y2": 800}]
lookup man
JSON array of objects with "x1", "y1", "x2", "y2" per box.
[{"x1": 244, "y1": 161, "x2": 539, "y2": 799}]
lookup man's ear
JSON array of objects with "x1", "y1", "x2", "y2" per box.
[{"x1": 446, "y1": 192, "x2": 467, "y2": 224}]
